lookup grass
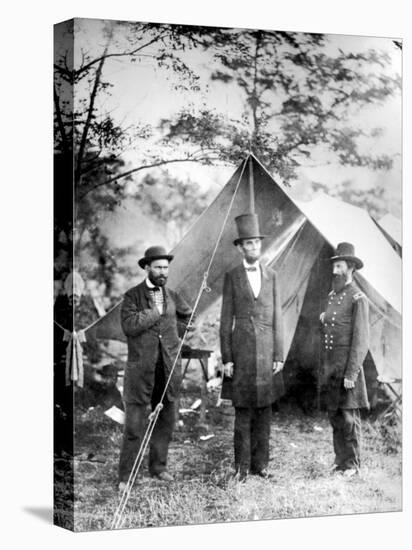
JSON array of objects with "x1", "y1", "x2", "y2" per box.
[{"x1": 56, "y1": 389, "x2": 402, "y2": 532}]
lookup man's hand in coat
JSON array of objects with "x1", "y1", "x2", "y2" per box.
[
  {"x1": 223, "y1": 362, "x2": 234, "y2": 377},
  {"x1": 273, "y1": 361, "x2": 284, "y2": 375}
]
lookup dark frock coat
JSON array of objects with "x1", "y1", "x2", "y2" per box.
[
  {"x1": 220, "y1": 263, "x2": 284, "y2": 408},
  {"x1": 321, "y1": 281, "x2": 369, "y2": 410},
  {"x1": 121, "y1": 281, "x2": 192, "y2": 405}
]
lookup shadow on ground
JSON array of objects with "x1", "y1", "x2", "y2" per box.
[{"x1": 23, "y1": 507, "x2": 53, "y2": 524}]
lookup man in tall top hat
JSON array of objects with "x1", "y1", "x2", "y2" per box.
[
  {"x1": 320, "y1": 242, "x2": 369, "y2": 477},
  {"x1": 220, "y1": 213, "x2": 284, "y2": 480},
  {"x1": 118, "y1": 246, "x2": 192, "y2": 490}
]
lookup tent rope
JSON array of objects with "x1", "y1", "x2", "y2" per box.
[
  {"x1": 54, "y1": 299, "x2": 129, "y2": 387},
  {"x1": 54, "y1": 300, "x2": 121, "y2": 336},
  {"x1": 54, "y1": 321, "x2": 87, "y2": 387},
  {"x1": 111, "y1": 156, "x2": 249, "y2": 530}
]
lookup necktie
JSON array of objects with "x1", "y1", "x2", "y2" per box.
[
  {"x1": 152, "y1": 286, "x2": 160, "y2": 292},
  {"x1": 245, "y1": 267, "x2": 257, "y2": 272}
]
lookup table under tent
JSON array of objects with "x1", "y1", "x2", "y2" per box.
[{"x1": 86, "y1": 154, "x2": 401, "y2": 414}]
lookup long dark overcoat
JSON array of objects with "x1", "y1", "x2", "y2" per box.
[
  {"x1": 121, "y1": 281, "x2": 192, "y2": 405},
  {"x1": 220, "y1": 263, "x2": 284, "y2": 408},
  {"x1": 321, "y1": 281, "x2": 369, "y2": 410}
]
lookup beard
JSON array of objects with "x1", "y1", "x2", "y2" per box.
[
  {"x1": 149, "y1": 273, "x2": 167, "y2": 287},
  {"x1": 332, "y1": 273, "x2": 347, "y2": 292},
  {"x1": 244, "y1": 251, "x2": 260, "y2": 264}
]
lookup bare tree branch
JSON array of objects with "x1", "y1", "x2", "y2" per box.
[
  {"x1": 75, "y1": 31, "x2": 169, "y2": 79},
  {"x1": 53, "y1": 85, "x2": 70, "y2": 154},
  {"x1": 78, "y1": 155, "x2": 221, "y2": 200},
  {"x1": 80, "y1": 149, "x2": 104, "y2": 174},
  {"x1": 75, "y1": 41, "x2": 110, "y2": 184}
]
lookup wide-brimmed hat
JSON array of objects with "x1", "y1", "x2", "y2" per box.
[
  {"x1": 138, "y1": 246, "x2": 174, "y2": 269},
  {"x1": 233, "y1": 213, "x2": 266, "y2": 246},
  {"x1": 330, "y1": 242, "x2": 363, "y2": 270}
]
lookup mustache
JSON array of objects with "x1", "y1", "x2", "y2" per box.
[{"x1": 149, "y1": 273, "x2": 168, "y2": 286}]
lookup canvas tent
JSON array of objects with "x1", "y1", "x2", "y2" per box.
[
  {"x1": 86, "y1": 154, "x2": 401, "y2": 403},
  {"x1": 373, "y1": 213, "x2": 402, "y2": 257},
  {"x1": 378, "y1": 213, "x2": 402, "y2": 246}
]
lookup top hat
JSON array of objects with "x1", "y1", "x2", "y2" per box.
[
  {"x1": 233, "y1": 213, "x2": 266, "y2": 245},
  {"x1": 330, "y1": 242, "x2": 363, "y2": 270},
  {"x1": 138, "y1": 246, "x2": 174, "y2": 269}
]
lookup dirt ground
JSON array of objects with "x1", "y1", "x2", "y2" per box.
[{"x1": 54, "y1": 382, "x2": 402, "y2": 532}]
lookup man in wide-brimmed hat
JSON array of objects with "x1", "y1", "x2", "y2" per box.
[
  {"x1": 220, "y1": 214, "x2": 284, "y2": 481},
  {"x1": 118, "y1": 246, "x2": 192, "y2": 490},
  {"x1": 320, "y1": 242, "x2": 369, "y2": 477}
]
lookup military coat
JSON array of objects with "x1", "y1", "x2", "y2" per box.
[
  {"x1": 321, "y1": 281, "x2": 369, "y2": 410},
  {"x1": 121, "y1": 281, "x2": 192, "y2": 405},
  {"x1": 220, "y1": 263, "x2": 284, "y2": 408}
]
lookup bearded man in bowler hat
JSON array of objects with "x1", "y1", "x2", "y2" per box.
[
  {"x1": 118, "y1": 246, "x2": 192, "y2": 491},
  {"x1": 320, "y1": 242, "x2": 369, "y2": 477},
  {"x1": 220, "y1": 214, "x2": 284, "y2": 481}
]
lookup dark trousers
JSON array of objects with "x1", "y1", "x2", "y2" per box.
[
  {"x1": 328, "y1": 408, "x2": 362, "y2": 470},
  {"x1": 234, "y1": 406, "x2": 272, "y2": 475},
  {"x1": 118, "y1": 358, "x2": 176, "y2": 482}
]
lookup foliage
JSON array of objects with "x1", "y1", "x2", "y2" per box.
[
  {"x1": 311, "y1": 178, "x2": 389, "y2": 218},
  {"x1": 54, "y1": 21, "x2": 220, "y2": 285},
  {"x1": 135, "y1": 170, "x2": 214, "y2": 245},
  {"x1": 378, "y1": 418, "x2": 402, "y2": 454},
  {"x1": 163, "y1": 30, "x2": 400, "y2": 182},
  {"x1": 54, "y1": 21, "x2": 400, "y2": 291}
]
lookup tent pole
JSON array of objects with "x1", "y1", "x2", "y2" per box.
[
  {"x1": 316, "y1": 255, "x2": 322, "y2": 411},
  {"x1": 249, "y1": 156, "x2": 255, "y2": 213}
]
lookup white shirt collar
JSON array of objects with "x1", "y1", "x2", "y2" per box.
[{"x1": 146, "y1": 278, "x2": 156, "y2": 289}]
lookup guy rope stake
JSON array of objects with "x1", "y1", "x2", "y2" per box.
[{"x1": 110, "y1": 156, "x2": 249, "y2": 530}]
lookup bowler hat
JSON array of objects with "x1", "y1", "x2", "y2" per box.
[
  {"x1": 233, "y1": 213, "x2": 266, "y2": 245},
  {"x1": 138, "y1": 246, "x2": 174, "y2": 269},
  {"x1": 330, "y1": 242, "x2": 363, "y2": 270}
]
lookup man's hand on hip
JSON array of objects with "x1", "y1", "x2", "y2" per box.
[
  {"x1": 273, "y1": 361, "x2": 284, "y2": 375},
  {"x1": 223, "y1": 362, "x2": 234, "y2": 377}
]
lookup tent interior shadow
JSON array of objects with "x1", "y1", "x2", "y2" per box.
[{"x1": 23, "y1": 507, "x2": 53, "y2": 524}]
